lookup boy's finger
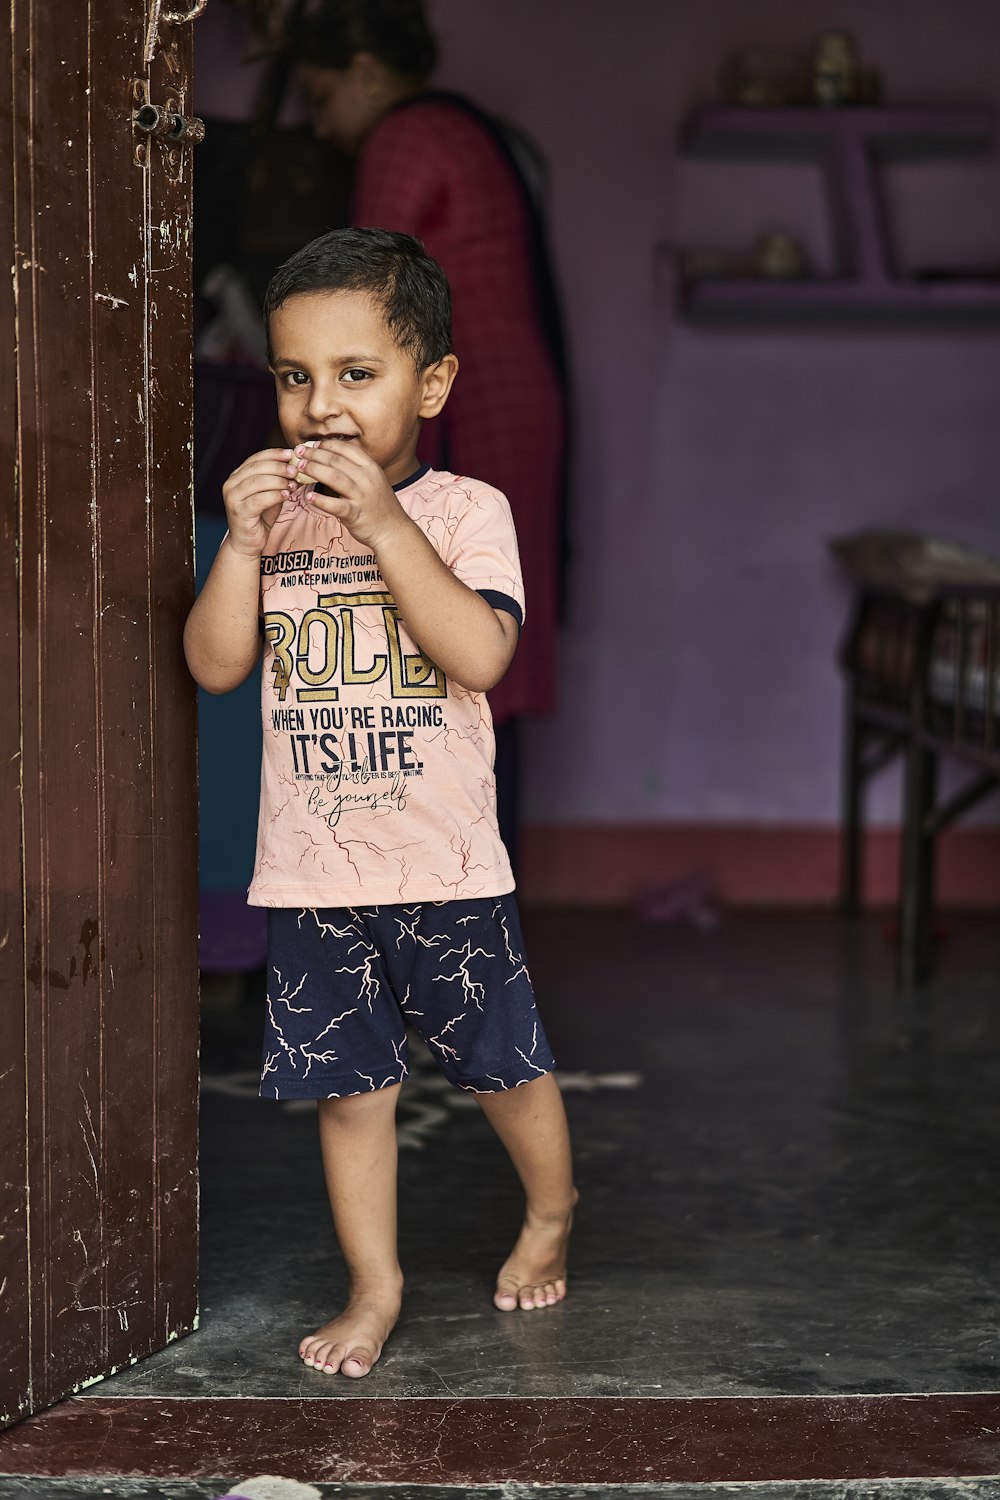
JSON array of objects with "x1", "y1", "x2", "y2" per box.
[
  {"x1": 228, "y1": 488, "x2": 289, "y2": 524},
  {"x1": 299, "y1": 440, "x2": 374, "y2": 477},
  {"x1": 240, "y1": 458, "x2": 297, "y2": 480},
  {"x1": 232, "y1": 448, "x2": 294, "y2": 477},
  {"x1": 302, "y1": 491, "x2": 351, "y2": 520},
  {"x1": 231, "y1": 499, "x2": 289, "y2": 529},
  {"x1": 228, "y1": 467, "x2": 295, "y2": 502},
  {"x1": 293, "y1": 452, "x2": 364, "y2": 496},
  {"x1": 228, "y1": 469, "x2": 295, "y2": 502},
  {"x1": 293, "y1": 441, "x2": 357, "y2": 470},
  {"x1": 299, "y1": 447, "x2": 381, "y2": 494},
  {"x1": 248, "y1": 447, "x2": 295, "y2": 463}
]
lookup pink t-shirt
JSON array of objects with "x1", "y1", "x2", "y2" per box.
[{"x1": 247, "y1": 466, "x2": 524, "y2": 908}]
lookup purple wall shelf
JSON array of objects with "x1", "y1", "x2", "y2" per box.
[{"x1": 679, "y1": 107, "x2": 1000, "y2": 326}]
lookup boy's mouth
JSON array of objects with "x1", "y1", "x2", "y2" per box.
[{"x1": 303, "y1": 432, "x2": 359, "y2": 443}]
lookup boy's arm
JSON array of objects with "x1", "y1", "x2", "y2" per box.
[
  {"x1": 294, "y1": 443, "x2": 519, "y2": 693},
  {"x1": 183, "y1": 536, "x2": 263, "y2": 694},
  {"x1": 375, "y1": 521, "x2": 518, "y2": 692},
  {"x1": 184, "y1": 446, "x2": 291, "y2": 693}
]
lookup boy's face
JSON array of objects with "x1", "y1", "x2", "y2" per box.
[{"x1": 268, "y1": 290, "x2": 456, "y2": 487}]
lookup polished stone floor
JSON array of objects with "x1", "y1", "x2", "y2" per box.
[{"x1": 5, "y1": 910, "x2": 1000, "y2": 1496}]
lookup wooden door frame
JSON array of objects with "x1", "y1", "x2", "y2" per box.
[{"x1": 1, "y1": 0, "x2": 201, "y2": 1426}]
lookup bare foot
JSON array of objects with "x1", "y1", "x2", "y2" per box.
[
  {"x1": 299, "y1": 1280, "x2": 402, "y2": 1377},
  {"x1": 494, "y1": 1190, "x2": 578, "y2": 1312}
]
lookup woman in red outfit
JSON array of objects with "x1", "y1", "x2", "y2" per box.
[{"x1": 290, "y1": 0, "x2": 568, "y2": 857}]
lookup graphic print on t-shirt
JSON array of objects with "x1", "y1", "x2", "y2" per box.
[
  {"x1": 265, "y1": 577, "x2": 444, "y2": 795},
  {"x1": 248, "y1": 468, "x2": 524, "y2": 909}
]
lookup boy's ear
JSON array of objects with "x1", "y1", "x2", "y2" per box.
[{"x1": 418, "y1": 354, "x2": 459, "y2": 419}]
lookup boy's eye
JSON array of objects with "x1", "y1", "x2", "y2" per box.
[
  {"x1": 283, "y1": 371, "x2": 309, "y2": 387},
  {"x1": 342, "y1": 368, "x2": 372, "y2": 384}
]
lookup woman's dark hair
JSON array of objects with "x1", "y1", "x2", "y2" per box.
[
  {"x1": 263, "y1": 227, "x2": 452, "y2": 367},
  {"x1": 289, "y1": 0, "x2": 437, "y2": 81}
]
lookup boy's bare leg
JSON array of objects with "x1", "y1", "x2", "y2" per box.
[
  {"x1": 299, "y1": 1084, "x2": 404, "y2": 1377},
  {"x1": 477, "y1": 1072, "x2": 578, "y2": 1311}
]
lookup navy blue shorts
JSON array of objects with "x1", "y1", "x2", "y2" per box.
[{"x1": 260, "y1": 894, "x2": 556, "y2": 1099}]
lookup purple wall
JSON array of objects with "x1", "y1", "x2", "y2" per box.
[{"x1": 428, "y1": 0, "x2": 1000, "y2": 828}]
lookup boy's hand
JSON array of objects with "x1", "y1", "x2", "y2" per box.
[
  {"x1": 291, "y1": 441, "x2": 408, "y2": 553},
  {"x1": 222, "y1": 448, "x2": 294, "y2": 559}
]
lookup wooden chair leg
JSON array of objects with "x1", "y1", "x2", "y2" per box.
[
  {"x1": 840, "y1": 695, "x2": 864, "y2": 915},
  {"x1": 916, "y1": 754, "x2": 939, "y2": 978},
  {"x1": 898, "y1": 742, "x2": 937, "y2": 993}
]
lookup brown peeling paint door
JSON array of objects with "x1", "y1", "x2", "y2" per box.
[{"x1": 0, "y1": 1, "x2": 202, "y2": 1426}]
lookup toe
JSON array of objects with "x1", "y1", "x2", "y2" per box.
[
  {"x1": 342, "y1": 1345, "x2": 375, "y2": 1378},
  {"x1": 494, "y1": 1276, "x2": 520, "y2": 1312},
  {"x1": 303, "y1": 1338, "x2": 344, "y2": 1372}
]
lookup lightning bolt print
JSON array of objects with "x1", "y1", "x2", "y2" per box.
[
  {"x1": 431, "y1": 941, "x2": 495, "y2": 1012},
  {"x1": 260, "y1": 896, "x2": 555, "y2": 1100}
]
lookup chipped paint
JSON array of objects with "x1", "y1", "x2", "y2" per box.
[{"x1": 95, "y1": 291, "x2": 128, "y2": 309}]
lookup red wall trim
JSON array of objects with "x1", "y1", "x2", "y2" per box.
[{"x1": 520, "y1": 823, "x2": 1000, "y2": 907}]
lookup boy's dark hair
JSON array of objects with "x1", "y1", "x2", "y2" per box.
[
  {"x1": 288, "y1": 0, "x2": 437, "y2": 82},
  {"x1": 263, "y1": 227, "x2": 452, "y2": 367}
]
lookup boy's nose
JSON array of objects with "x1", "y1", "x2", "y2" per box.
[{"x1": 306, "y1": 385, "x2": 345, "y2": 421}]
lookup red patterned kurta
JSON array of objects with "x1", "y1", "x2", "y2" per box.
[{"x1": 352, "y1": 97, "x2": 565, "y2": 722}]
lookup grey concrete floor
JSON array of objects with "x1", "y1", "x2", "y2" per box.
[
  {"x1": 7, "y1": 912, "x2": 1000, "y2": 1500},
  {"x1": 79, "y1": 909, "x2": 1000, "y2": 1402}
]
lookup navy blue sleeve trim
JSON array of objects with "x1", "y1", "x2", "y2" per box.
[{"x1": 477, "y1": 588, "x2": 523, "y2": 628}]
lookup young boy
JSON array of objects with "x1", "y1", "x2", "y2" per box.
[{"x1": 184, "y1": 228, "x2": 576, "y2": 1380}]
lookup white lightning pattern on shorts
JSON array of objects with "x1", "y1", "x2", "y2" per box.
[
  {"x1": 515, "y1": 1022, "x2": 546, "y2": 1076},
  {"x1": 263, "y1": 901, "x2": 552, "y2": 1098},
  {"x1": 270, "y1": 965, "x2": 311, "y2": 1012},
  {"x1": 498, "y1": 912, "x2": 531, "y2": 986},
  {"x1": 428, "y1": 1006, "x2": 468, "y2": 1062},
  {"x1": 431, "y1": 941, "x2": 494, "y2": 1011},
  {"x1": 265, "y1": 994, "x2": 298, "y2": 1068}
]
